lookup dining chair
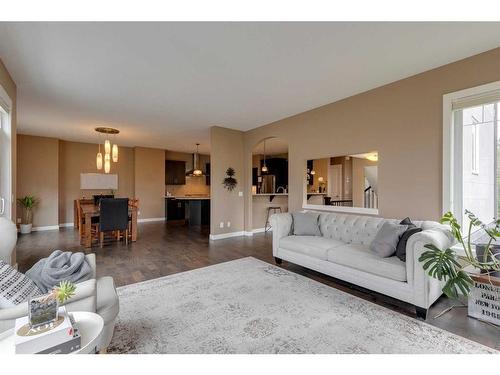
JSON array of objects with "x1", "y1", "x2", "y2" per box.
[
  {"x1": 93, "y1": 194, "x2": 115, "y2": 206},
  {"x1": 98, "y1": 198, "x2": 129, "y2": 248},
  {"x1": 76, "y1": 198, "x2": 97, "y2": 237}
]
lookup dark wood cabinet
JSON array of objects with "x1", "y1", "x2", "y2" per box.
[
  {"x1": 307, "y1": 159, "x2": 314, "y2": 185},
  {"x1": 205, "y1": 163, "x2": 210, "y2": 185},
  {"x1": 165, "y1": 198, "x2": 186, "y2": 221},
  {"x1": 260, "y1": 158, "x2": 288, "y2": 189},
  {"x1": 165, "y1": 160, "x2": 186, "y2": 185}
]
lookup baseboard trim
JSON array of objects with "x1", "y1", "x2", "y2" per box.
[
  {"x1": 209, "y1": 231, "x2": 245, "y2": 240},
  {"x1": 138, "y1": 217, "x2": 166, "y2": 223},
  {"x1": 31, "y1": 225, "x2": 60, "y2": 232},
  {"x1": 59, "y1": 222, "x2": 74, "y2": 228},
  {"x1": 252, "y1": 227, "x2": 270, "y2": 234}
]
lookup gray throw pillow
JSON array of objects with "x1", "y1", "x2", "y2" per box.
[
  {"x1": 370, "y1": 222, "x2": 408, "y2": 258},
  {"x1": 292, "y1": 212, "x2": 321, "y2": 236}
]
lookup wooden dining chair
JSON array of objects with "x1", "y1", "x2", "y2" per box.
[
  {"x1": 76, "y1": 198, "x2": 96, "y2": 237},
  {"x1": 98, "y1": 198, "x2": 129, "y2": 247}
]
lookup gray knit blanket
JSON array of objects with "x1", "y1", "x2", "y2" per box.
[{"x1": 26, "y1": 250, "x2": 92, "y2": 293}]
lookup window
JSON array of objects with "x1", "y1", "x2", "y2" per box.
[{"x1": 471, "y1": 122, "x2": 479, "y2": 175}]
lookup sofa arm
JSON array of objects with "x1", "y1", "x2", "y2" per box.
[
  {"x1": 0, "y1": 278, "x2": 97, "y2": 331},
  {"x1": 270, "y1": 213, "x2": 293, "y2": 257},
  {"x1": 406, "y1": 228, "x2": 455, "y2": 308}
]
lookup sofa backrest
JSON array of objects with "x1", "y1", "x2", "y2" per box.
[{"x1": 316, "y1": 212, "x2": 439, "y2": 246}]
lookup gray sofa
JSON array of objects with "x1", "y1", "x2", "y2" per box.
[{"x1": 271, "y1": 211, "x2": 454, "y2": 318}]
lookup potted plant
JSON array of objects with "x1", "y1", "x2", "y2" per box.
[
  {"x1": 419, "y1": 210, "x2": 500, "y2": 322},
  {"x1": 17, "y1": 195, "x2": 37, "y2": 234}
]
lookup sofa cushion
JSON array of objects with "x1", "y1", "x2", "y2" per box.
[
  {"x1": 280, "y1": 236, "x2": 345, "y2": 260},
  {"x1": 292, "y1": 212, "x2": 321, "y2": 236},
  {"x1": 96, "y1": 276, "x2": 119, "y2": 325},
  {"x1": 0, "y1": 261, "x2": 42, "y2": 308},
  {"x1": 327, "y1": 244, "x2": 407, "y2": 282},
  {"x1": 396, "y1": 218, "x2": 423, "y2": 262},
  {"x1": 370, "y1": 222, "x2": 408, "y2": 257}
]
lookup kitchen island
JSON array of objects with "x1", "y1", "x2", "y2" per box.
[{"x1": 165, "y1": 196, "x2": 210, "y2": 225}]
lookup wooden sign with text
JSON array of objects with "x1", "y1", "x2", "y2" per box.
[{"x1": 467, "y1": 273, "x2": 500, "y2": 326}]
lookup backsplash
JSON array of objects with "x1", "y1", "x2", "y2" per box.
[{"x1": 166, "y1": 176, "x2": 210, "y2": 196}]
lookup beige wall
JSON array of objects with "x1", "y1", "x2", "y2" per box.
[
  {"x1": 0, "y1": 59, "x2": 17, "y2": 265},
  {"x1": 308, "y1": 158, "x2": 329, "y2": 193},
  {"x1": 59, "y1": 140, "x2": 135, "y2": 224},
  {"x1": 16, "y1": 135, "x2": 59, "y2": 227},
  {"x1": 210, "y1": 126, "x2": 245, "y2": 235},
  {"x1": 165, "y1": 150, "x2": 210, "y2": 196},
  {"x1": 134, "y1": 147, "x2": 165, "y2": 220},
  {"x1": 352, "y1": 157, "x2": 377, "y2": 207},
  {"x1": 243, "y1": 47, "x2": 500, "y2": 231},
  {"x1": 16, "y1": 136, "x2": 172, "y2": 226}
]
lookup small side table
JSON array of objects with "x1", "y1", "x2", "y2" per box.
[{"x1": 0, "y1": 311, "x2": 104, "y2": 354}]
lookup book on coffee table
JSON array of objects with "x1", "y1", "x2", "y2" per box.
[{"x1": 14, "y1": 306, "x2": 81, "y2": 354}]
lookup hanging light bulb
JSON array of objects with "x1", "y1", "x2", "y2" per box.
[
  {"x1": 112, "y1": 144, "x2": 119, "y2": 162},
  {"x1": 96, "y1": 144, "x2": 103, "y2": 170},
  {"x1": 104, "y1": 153, "x2": 111, "y2": 174},
  {"x1": 261, "y1": 139, "x2": 268, "y2": 173},
  {"x1": 105, "y1": 139, "x2": 111, "y2": 155}
]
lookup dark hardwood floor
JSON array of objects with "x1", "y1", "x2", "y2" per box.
[{"x1": 15, "y1": 221, "x2": 500, "y2": 351}]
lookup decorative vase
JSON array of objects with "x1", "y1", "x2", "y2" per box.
[
  {"x1": 19, "y1": 223, "x2": 32, "y2": 234},
  {"x1": 28, "y1": 293, "x2": 59, "y2": 328}
]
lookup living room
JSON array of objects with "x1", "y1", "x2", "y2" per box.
[{"x1": 1, "y1": 1, "x2": 500, "y2": 372}]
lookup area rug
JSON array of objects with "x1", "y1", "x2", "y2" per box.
[{"x1": 107, "y1": 257, "x2": 497, "y2": 354}]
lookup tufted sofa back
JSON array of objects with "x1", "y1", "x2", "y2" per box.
[{"x1": 317, "y1": 212, "x2": 427, "y2": 246}]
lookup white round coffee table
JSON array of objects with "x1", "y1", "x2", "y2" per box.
[{"x1": 0, "y1": 311, "x2": 104, "y2": 354}]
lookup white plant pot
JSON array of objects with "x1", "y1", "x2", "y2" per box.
[{"x1": 19, "y1": 223, "x2": 32, "y2": 234}]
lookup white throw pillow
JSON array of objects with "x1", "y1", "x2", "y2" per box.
[{"x1": 0, "y1": 261, "x2": 42, "y2": 309}]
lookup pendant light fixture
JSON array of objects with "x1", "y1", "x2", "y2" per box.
[
  {"x1": 261, "y1": 139, "x2": 268, "y2": 173},
  {"x1": 96, "y1": 143, "x2": 103, "y2": 170},
  {"x1": 192, "y1": 143, "x2": 203, "y2": 176},
  {"x1": 95, "y1": 127, "x2": 120, "y2": 174},
  {"x1": 104, "y1": 153, "x2": 111, "y2": 174}
]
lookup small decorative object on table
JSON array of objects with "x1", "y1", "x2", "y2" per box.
[
  {"x1": 419, "y1": 210, "x2": 500, "y2": 324},
  {"x1": 28, "y1": 281, "x2": 76, "y2": 329},
  {"x1": 222, "y1": 167, "x2": 237, "y2": 191}
]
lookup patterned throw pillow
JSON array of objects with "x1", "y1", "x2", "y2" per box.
[{"x1": 0, "y1": 261, "x2": 42, "y2": 308}]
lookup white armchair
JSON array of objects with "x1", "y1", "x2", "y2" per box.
[
  {"x1": 0, "y1": 217, "x2": 17, "y2": 265},
  {"x1": 0, "y1": 254, "x2": 119, "y2": 351}
]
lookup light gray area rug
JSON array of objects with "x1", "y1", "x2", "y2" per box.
[{"x1": 108, "y1": 257, "x2": 497, "y2": 354}]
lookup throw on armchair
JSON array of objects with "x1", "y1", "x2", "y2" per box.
[{"x1": 0, "y1": 254, "x2": 119, "y2": 351}]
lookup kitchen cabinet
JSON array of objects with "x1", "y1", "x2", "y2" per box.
[
  {"x1": 260, "y1": 158, "x2": 288, "y2": 190},
  {"x1": 165, "y1": 198, "x2": 186, "y2": 221},
  {"x1": 165, "y1": 160, "x2": 186, "y2": 185}
]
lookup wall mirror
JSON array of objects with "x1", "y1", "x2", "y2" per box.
[{"x1": 303, "y1": 151, "x2": 379, "y2": 214}]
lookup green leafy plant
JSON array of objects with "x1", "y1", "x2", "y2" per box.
[
  {"x1": 222, "y1": 167, "x2": 238, "y2": 191},
  {"x1": 17, "y1": 195, "x2": 38, "y2": 224},
  {"x1": 419, "y1": 210, "x2": 500, "y2": 299},
  {"x1": 51, "y1": 281, "x2": 77, "y2": 304}
]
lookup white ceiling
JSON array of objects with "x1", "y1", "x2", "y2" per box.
[{"x1": 1, "y1": 22, "x2": 500, "y2": 153}]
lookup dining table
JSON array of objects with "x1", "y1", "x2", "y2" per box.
[{"x1": 78, "y1": 201, "x2": 138, "y2": 248}]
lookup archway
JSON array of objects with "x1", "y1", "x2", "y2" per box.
[{"x1": 250, "y1": 137, "x2": 289, "y2": 232}]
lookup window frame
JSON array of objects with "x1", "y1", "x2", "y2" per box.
[{"x1": 442, "y1": 81, "x2": 500, "y2": 226}]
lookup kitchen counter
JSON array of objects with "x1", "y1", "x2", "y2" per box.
[
  {"x1": 165, "y1": 196, "x2": 210, "y2": 225},
  {"x1": 252, "y1": 193, "x2": 288, "y2": 196},
  {"x1": 165, "y1": 196, "x2": 210, "y2": 200}
]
